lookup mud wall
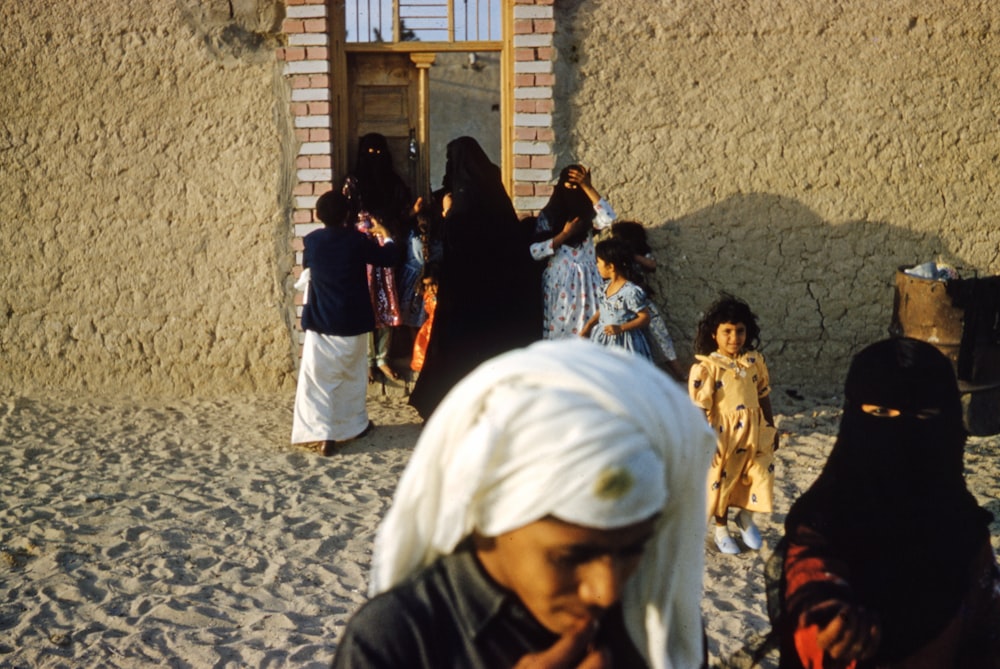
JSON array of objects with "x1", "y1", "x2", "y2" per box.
[
  {"x1": 0, "y1": 1, "x2": 298, "y2": 397},
  {"x1": 553, "y1": 1, "x2": 1000, "y2": 390}
]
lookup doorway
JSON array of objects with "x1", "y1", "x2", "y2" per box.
[{"x1": 336, "y1": 1, "x2": 508, "y2": 199}]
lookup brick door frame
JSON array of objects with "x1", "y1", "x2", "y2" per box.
[{"x1": 279, "y1": 0, "x2": 558, "y2": 336}]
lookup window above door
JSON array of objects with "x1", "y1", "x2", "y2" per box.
[{"x1": 346, "y1": 0, "x2": 503, "y2": 44}]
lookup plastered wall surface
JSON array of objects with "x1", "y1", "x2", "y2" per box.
[
  {"x1": 0, "y1": 1, "x2": 297, "y2": 397},
  {"x1": 3, "y1": 1, "x2": 999, "y2": 397},
  {"x1": 553, "y1": 1, "x2": 1000, "y2": 390}
]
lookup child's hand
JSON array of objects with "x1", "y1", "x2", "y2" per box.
[
  {"x1": 603, "y1": 324, "x2": 621, "y2": 336},
  {"x1": 370, "y1": 219, "x2": 391, "y2": 240}
]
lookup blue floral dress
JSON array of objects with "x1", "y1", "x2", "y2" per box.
[{"x1": 589, "y1": 280, "x2": 653, "y2": 359}]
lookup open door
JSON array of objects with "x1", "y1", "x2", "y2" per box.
[{"x1": 346, "y1": 52, "x2": 421, "y2": 197}]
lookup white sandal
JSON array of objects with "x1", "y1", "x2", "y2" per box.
[
  {"x1": 714, "y1": 525, "x2": 741, "y2": 554},
  {"x1": 736, "y1": 510, "x2": 763, "y2": 551}
]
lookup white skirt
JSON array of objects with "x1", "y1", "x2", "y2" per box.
[{"x1": 291, "y1": 330, "x2": 369, "y2": 444}]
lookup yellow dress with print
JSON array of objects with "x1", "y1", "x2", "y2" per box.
[{"x1": 688, "y1": 351, "x2": 776, "y2": 517}]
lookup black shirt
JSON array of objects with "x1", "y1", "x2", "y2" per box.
[
  {"x1": 301, "y1": 225, "x2": 402, "y2": 336},
  {"x1": 331, "y1": 549, "x2": 648, "y2": 668}
]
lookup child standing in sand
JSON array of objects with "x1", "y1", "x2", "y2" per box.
[
  {"x1": 581, "y1": 239, "x2": 652, "y2": 359},
  {"x1": 610, "y1": 221, "x2": 686, "y2": 382},
  {"x1": 410, "y1": 262, "x2": 439, "y2": 374},
  {"x1": 689, "y1": 294, "x2": 777, "y2": 554}
]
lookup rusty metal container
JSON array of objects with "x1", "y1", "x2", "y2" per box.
[
  {"x1": 890, "y1": 267, "x2": 1000, "y2": 436},
  {"x1": 890, "y1": 269, "x2": 964, "y2": 368}
]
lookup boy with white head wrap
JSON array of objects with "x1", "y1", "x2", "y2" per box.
[{"x1": 333, "y1": 339, "x2": 715, "y2": 669}]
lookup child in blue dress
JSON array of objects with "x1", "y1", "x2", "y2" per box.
[{"x1": 581, "y1": 239, "x2": 653, "y2": 360}]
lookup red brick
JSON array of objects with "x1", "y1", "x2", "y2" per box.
[
  {"x1": 531, "y1": 154, "x2": 555, "y2": 169},
  {"x1": 514, "y1": 128, "x2": 537, "y2": 140},
  {"x1": 535, "y1": 184, "x2": 554, "y2": 197},
  {"x1": 293, "y1": 209, "x2": 313, "y2": 224},
  {"x1": 513, "y1": 19, "x2": 532, "y2": 34},
  {"x1": 282, "y1": 19, "x2": 305, "y2": 34},
  {"x1": 514, "y1": 48, "x2": 536, "y2": 61},
  {"x1": 291, "y1": 75, "x2": 312, "y2": 88},
  {"x1": 514, "y1": 155, "x2": 531, "y2": 168},
  {"x1": 536, "y1": 47, "x2": 554, "y2": 60},
  {"x1": 296, "y1": 156, "x2": 311, "y2": 169},
  {"x1": 306, "y1": 46, "x2": 328, "y2": 60},
  {"x1": 534, "y1": 19, "x2": 555, "y2": 34},
  {"x1": 535, "y1": 73, "x2": 555, "y2": 87},
  {"x1": 282, "y1": 47, "x2": 306, "y2": 61},
  {"x1": 536, "y1": 99, "x2": 554, "y2": 113},
  {"x1": 290, "y1": 102, "x2": 308, "y2": 116},
  {"x1": 536, "y1": 128, "x2": 555, "y2": 142},
  {"x1": 515, "y1": 74, "x2": 535, "y2": 87},
  {"x1": 310, "y1": 75, "x2": 330, "y2": 87},
  {"x1": 304, "y1": 18, "x2": 327, "y2": 33},
  {"x1": 308, "y1": 101, "x2": 331, "y2": 115},
  {"x1": 292, "y1": 237, "x2": 305, "y2": 251},
  {"x1": 295, "y1": 129, "x2": 311, "y2": 142},
  {"x1": 314, "y1": 181, "x2": 333, "y2": 193},
  {"x1": 514, "y1": 100, "x2": 537, "y2": 113},
  {"x1": 309, "y1": 155, "x2": 332, "y2": 168},
  {"x1": 310, "y1": 129, "x2": 331, "y2": 141},
  {"x1": 293, "y1": 182, "x2": 314, "y2": 196},
  {"x1": 513, "y1": 183, "x2": 535, "y2": 196}
]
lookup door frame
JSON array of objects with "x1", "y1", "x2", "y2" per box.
[{"x1": 328, "y1": 0, "x2": 512, "y2": 195}]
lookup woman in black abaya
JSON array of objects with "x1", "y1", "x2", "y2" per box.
[
  {"x1": 408, "y1": 137, "x2": 541, "y2": 419},
  {"x1": 769, "y1": 337, "x2": 999, "y2": 669}
]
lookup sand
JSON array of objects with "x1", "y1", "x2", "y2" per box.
[{"x1": 1, "y1": 386, "x2": 998, "y2": 668}]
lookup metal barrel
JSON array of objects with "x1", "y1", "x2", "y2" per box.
[
  {"x1": 889, "y1": 268, "x2": 964, "y2": 367},
  {"x1": 890, "y1": 267, "x2": 1000, "y2": 436}
]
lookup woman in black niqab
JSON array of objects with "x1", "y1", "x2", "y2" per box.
[
  {"x1": 769, "y1": 337, "x2": 998, "y2": 669},
  {"x1": 408, "y1": 137, "x2": 542, "y2": 419}
]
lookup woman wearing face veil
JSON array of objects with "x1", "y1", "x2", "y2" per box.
[
  {"x1": 769, "y1": 337, "x2": 999, "y2": 669},
  {"x1": 408, "y1": 137, "x2": 542, "y2": 419}
]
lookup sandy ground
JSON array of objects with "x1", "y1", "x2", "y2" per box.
[{"x1": 1, "y1": 384, "x2": 998, "y2": 669}]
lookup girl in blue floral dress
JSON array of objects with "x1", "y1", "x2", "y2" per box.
[{"x1": 581, "y1": 239, "x2": 653, "y2": 360}]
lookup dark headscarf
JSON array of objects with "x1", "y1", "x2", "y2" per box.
[
  {"x1": 351, "y1": 133, "x2": 412, "y2": 229},
  {"x1": 775, "y1": 337, "x2": 991, "y2": 665},
  {"x1": 537, "y1": 164, "x2": 597, "y2": 248}
]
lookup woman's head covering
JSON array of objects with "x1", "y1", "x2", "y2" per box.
[
  {"x1": 440, "y1": 136, "x2": 508, "y2": 215},
  {"x1": 372, "y1": 339, "x2": 716, "y2": 669},
  {"x1": 539, "y1": 164, "x2": 597, "y2": 248},
  {"x1": 780, "y1": 337, "x2": 991, "y2": 663},
  {"x1": 352, "y1": 132, "x2": 411, "y2": 225}
]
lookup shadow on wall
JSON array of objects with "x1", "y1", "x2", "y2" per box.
[{"x1": 649, "y1": 193, "x2": 971, "y2": 391}]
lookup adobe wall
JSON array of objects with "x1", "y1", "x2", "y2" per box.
[
  {"x1": 553, "y1": 1, "x2": 1000, "y2": 390},
  {"x1": 0, "y1": 1, "x2": 299, "y2": 396},
  {"x1": 3, "y1": 1, "x2": 998, "y2": 397}
]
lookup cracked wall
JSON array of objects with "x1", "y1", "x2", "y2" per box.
[
  {"x1": 3, "y1": 1, "x2": 999, "y2": 396},
  {"x1": 0, "y1": 0, "x2": 297, "y2": 397},
  {"x1": 554, "y1": 1, "x2": 1000, "y2": 390}
]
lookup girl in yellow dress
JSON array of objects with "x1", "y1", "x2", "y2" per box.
[{"x1": 689, "y1": 294, "x2": 777, "y2": 554}]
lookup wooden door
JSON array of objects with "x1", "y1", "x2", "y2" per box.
[{"x1": 347, "y1": 53, "x2": 420, "y2": 197}]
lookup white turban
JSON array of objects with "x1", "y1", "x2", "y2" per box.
[{"x1": 370, "y1": 339, "x2": 715, "y2": 669}]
